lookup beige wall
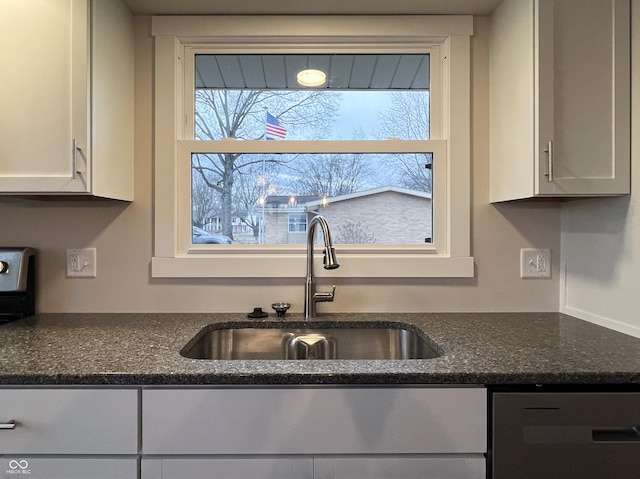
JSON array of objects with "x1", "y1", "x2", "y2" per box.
[
  {"x1": 561, "y1": 0, "x2": 640, "y2": 337},
  {"x1": 0, "y1": 16, "x2": 561, "y2": 314}
]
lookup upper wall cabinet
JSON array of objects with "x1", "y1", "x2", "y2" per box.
[
  {"x1": 0, "y1": 0, "x2": 134, "y2": 200},
  {"x1": 489, "y1": 0, "x2": 630, "y2": 202}
]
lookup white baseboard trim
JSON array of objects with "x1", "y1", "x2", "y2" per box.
[{"x1": 562, "y1": 305, "x2": 640, "y2": 339}]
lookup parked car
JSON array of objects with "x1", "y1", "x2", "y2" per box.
[{"x1": 192, "y1": 226, "x2": 232, "y2": 244}]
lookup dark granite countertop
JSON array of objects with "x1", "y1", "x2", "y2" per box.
[{"x1": 0, "y1": 312, "x2": 639, "y2": 386}]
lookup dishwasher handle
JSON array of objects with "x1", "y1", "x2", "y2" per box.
[
  {"x1": 593, "y1": 426, "x2": 640, "y2": 442},
  {"x1": 525, "y1": 425, "x2": 640, "y2": 444}
]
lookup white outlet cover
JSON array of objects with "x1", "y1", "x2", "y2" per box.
[
  {"x1": 66, "y1": 248, "x2": 97, "y2": 278},
  {"x1": 520, "y1": 248, "x2": 551, "y2": 279}
]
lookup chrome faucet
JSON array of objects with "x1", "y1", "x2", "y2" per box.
[{"x1": 304, "y1": 215, "x2": 340, "y2": 319}]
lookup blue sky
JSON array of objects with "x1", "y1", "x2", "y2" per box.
[{"x1": 331, "y1": 91, "x2": 392, "y2": 139}]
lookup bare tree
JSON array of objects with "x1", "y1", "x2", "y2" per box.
[
  {"x1": 232, "y1": 159, "x2": 281, "y2": 240},
  {"x1": 379, "y1": 91, "x2": 429, "y2": 140},
  {"x1": 193, "y1": 90, "x2": 339, "y2": 237},
  {"x1": 192, "y1": 172, "x2": 220, "y2": 228},
  {"x1": 389, "y1": 153, "x2": 433, "y2": 193},
  {"x1": 377, "y1": 91, "x2": 432, "y2": 193},
  {"x1": 333, "y1": 221, "x2": 376, "y2": 244},
  {"x1": 290, "y1": 153, "x2": 371, "y2": 197}
]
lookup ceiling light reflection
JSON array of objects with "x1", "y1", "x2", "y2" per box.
[{"x1": 296, "y1": 69, "x2": 326, "y2": 87}]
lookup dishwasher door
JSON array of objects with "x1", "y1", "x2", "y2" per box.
[{"x1": 492, "y1": 392, "x2": 640, "y2": 479}]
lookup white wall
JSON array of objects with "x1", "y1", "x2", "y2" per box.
[
  {"x1": 561, "y1": 0, "x2": 640, "y2": 337},
  {"x1": 0, "y1": 16, "x2": 562, "y2": 314}
]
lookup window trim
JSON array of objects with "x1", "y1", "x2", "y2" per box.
[{"x1": 151, "y1": 15, "x2": 474, "y2": 278}]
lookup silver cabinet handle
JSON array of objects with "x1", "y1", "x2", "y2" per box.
[
  {"x1": 72, "y1": 138, "x2": 83, "y2": 180},
  {"x1": 543, "y1": 140, "x2": 553, "y2": 182},
  {"x1": 0, "y1": 420, "x2": 16, "y2": 430}
]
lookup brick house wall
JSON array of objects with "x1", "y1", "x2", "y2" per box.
[
  {"x1": 309, "y1": 191, "x2": 432, "y2": 245},
  {"x1": 263, "y1": 189, "x2": 432, "y2": 245},
  {"x1": 264, "y1": 208, "x2": 292, "y2": 245}
]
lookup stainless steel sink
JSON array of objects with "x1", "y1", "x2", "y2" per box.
[{"x1": 180, "y1": 322, "x2": 442, "y2": 360}]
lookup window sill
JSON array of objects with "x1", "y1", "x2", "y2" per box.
[{"x1": 151, "y1": 254, "x2": 475, "y2": 278}]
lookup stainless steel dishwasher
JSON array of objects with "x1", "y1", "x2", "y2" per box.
[{"x1": 491, "y1": 391, "x2": 640, "y2": 478}]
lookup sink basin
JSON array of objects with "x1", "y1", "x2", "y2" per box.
[{"x1": 180, "y1": 322, "x2": 442, "y2": 360}]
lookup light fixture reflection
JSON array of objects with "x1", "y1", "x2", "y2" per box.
[{"x1": 296, "y1": 69, "x2": 326, "y2": 87}]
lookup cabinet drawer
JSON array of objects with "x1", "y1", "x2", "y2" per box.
[
  {"x1": 314, "y1": 456, "x2": 485, "y2": 479},
  {"x1": 142, "y1": 387, "x2": 486, "y2": 454},
  {"x1": 0, "y1": 457, "x2": 138, "y2": 479},
  {"x1": 142, "y1": 457, "x2": 312, "y2": 479},
  {"x1": 0, "y1": 389, "x2": 138, "y2": 454}
]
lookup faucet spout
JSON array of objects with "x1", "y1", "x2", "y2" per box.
[{"x1": 305, "y1": 215, "x2": 340, "y2": 319}]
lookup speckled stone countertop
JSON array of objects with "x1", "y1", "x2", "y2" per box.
[{"x1": 1, "y1": 312, "x2": 640, "y2": 386}]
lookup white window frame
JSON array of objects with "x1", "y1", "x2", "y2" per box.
[{"x1": 151, "y1": 15, "x2": 473, "y2": 278}]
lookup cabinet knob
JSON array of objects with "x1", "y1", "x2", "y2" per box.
[{"x1": 0, "y1": 261, "x2": 9, "y2": 274}]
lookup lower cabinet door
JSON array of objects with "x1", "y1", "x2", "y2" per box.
[
  {"x1": 141, "y1": 457, "x2": 313, "y2": 479},
  {"x1": 0, "y1": 388, "x2": 139, "y2": 454},
  {"x1": 314, "y1": 456, "x2": 486, "y2": 479},
  {"x1": 142, "y1": 387, "x2": 486, "y2": 455},
  {"x1": 141, "y1": 456, "x2": 484, "y2": 479},
  {"x1": 0, "y1": 457, "x2": 138, "y2": 479}
]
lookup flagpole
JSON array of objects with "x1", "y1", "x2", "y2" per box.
[{"x1": 259, "y1": 108, "x2": 268, "y2": 245}]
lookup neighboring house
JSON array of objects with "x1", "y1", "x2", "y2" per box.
[
  {"x1": 263, "y1": 196, "x2": 321, "y2": 245},
  {"x1": 201, "y1": 216, "x2": 253, "y2": 235},
  {"x1": 263, "y1": 187, "x2": 432, "y2": 245}
]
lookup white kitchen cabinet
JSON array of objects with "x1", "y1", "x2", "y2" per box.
[
  {"x1": 141, "y1": 456, "x2": 485, "y2": 479},
  {"x1": 0, "y1": 0, "x2": 133, "y2": 200},
  {"x1": 314, "y1": 456, "x2": 486, "y2": 479},
  {"x1": 141, "y1": 387, "x2": 487, "y2": 479},
  {"x1": 0, "y1": 388, "x2": 139, "y2": 454},
  {"x1": 489, "y1": 0, "x2": 630, "y2": 202},
  {"x1": 142, "y1": 457, "x2": 313, "y2": 479},
  {"x1": 0, "y1": 388, "x2": 139, "y2": 478},
  {"x1": 0, "y1": 457, "x2": 138, "y2": 479},
  {"x1": 142, "y1": 387, "x2": 486, "y2": 455}
]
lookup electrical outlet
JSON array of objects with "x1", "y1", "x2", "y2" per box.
[
  {"x1": 520, "y1": 248, "x2": 551, "y2": 278},
  {"x1": 66, "y1": 248, "x2": 97, "y2": 278}
]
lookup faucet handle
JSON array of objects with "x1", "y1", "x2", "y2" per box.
[{"x1": 314, "y1": 284, "x2": 337, "y2": 303}]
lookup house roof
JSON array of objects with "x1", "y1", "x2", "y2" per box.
[
  {"x1": 304, "y1": 186, "x2": 431, "y2": 208},
  {"x1": 264, "y1": 195, "x2": 320, "y2": 208}
]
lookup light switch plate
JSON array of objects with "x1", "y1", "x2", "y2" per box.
[{"x1": 520, "y1": 248, "x2": 551, "y2": 278}]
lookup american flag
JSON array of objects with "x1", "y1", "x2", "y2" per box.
[{"x1": 265, "y1": 112, "x2": 287, "y2": 140}]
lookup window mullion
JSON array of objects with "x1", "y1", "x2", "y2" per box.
[{"x1": 180, "y1": 139, "x2": 444, "y2": 155}]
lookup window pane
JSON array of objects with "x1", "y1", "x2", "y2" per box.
[
  {"x1": 192, "y1": 153, "x2": 433, "y2": 245},
  {"x1": 191, "y1": 53, "x2": 433, "y2": 247},
  {"x1": 194, "y1": 54, "x2": 430, "y2": 141},
  {"x1": 288, "y1": 214, "x2": 307, "y2": 233}
]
